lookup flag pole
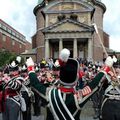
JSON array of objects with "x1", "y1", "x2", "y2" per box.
[{"x1": 92, "y1": 23, "x2": 120, "y2": 84}]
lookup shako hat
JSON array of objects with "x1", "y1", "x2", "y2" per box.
[{"x1": 59, "y1": 48, "x2": 79, "y2": 86}]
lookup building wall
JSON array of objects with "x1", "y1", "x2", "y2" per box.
[
  {"x1": 25, "y1": 41, "x2": 32, "y2": 50},
  {"x1": 35, "y1": 9, "x2": 45, "y2": 61},
  {"x1": 33, "y1": 0, "x2": 109, "y2": 62},
  {"x1": 0, "y1": 19, "x2": 27, "y2": 55},
  {"x1": 103, "y1": 32, "x2": 109, "y2": 48},
  {"x1": 32, "y1": 34, "x2": 37, "y2": 48}
]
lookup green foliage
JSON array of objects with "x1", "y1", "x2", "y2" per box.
[
  {"x1": 117, "y1": 58, "x2": 120, "y2": 64},
  {"x1": 0, "y1": 51, "x2": 16, "y2": 67}
]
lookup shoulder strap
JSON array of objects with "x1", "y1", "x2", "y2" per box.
[
  {"x1": 104, "y1": 73, "x2": 120, "y2": 94},
  {"x1": 48, "y1": 88, "x2": 75, "y2": 120}
]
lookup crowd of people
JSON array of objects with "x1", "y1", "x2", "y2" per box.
[{"x1": 0, "y1": 48, "x2": 120, "y2": 120}]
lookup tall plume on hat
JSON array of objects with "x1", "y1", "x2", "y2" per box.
[
  {"x1": 16, "y1": 56, "x2": 22, "y2": 63},
  {"x1": 9, "y1": 56, "x2": 22, "y2": 71},
  {"x1": 59, "y1": 48, "x2": 70, "y2": 66}
]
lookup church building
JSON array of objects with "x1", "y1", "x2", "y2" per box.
[{"x1": 32, "y1": 0, "x2": 109, "y2": 63}]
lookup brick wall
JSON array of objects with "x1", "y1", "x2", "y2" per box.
[{"x1": 0, "y1": 33, "x2": 26, "y2": 54}]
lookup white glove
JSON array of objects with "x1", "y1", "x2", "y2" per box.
[
  {"x1": 105, "y1": 56, "x2": 114, "y2": 67},
  {"x1": 26, "y1": 57, "x2": 35, "y2": 72},
  {"x1": 26, "y1": 57, "x2": 34, "y2": 67}
]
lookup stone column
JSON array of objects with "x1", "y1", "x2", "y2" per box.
[
  {"x1": 88, "y1": 38, "x2": 93, "y2": 62},
  {"x1": 73, "y1": 38, "x2": 77, "y2": 58},
  {"x1": 46, "y1": 15, "x2": 49, "y2": 27},
  {"x1": 59, "y1": 38, "x2": 63, "y2": 54},
  {"x1": 45, "y1": 39, "x2": 49, "y2": 59}
]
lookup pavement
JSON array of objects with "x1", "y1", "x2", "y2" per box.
[
  {"x1": 80, "y1": 100, "x2": 99, "y2": 120},
  {"x1": 0, "y1": 100, "x2": 99, "y2": 120}
]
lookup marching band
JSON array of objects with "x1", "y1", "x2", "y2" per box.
[{"x1": 0, "y1": 49, "x2": 120, "y2": 120}]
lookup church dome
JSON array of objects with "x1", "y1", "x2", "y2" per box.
[
  {"x1": 38, "y1": 0, "x2": 44, "y2": 4},
  {"x1": 34, "y1": 0, "x2": 45, "y2": 15}
]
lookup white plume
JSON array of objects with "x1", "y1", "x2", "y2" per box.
[
  {"x1": 59, "y1": 48, "x2": 70, "y2": 62},
  {"x1": 22, "y1": 65, "x2": 27, "y2": 70},
  {"x1": 16, "y1": 56, "x2": 21, "y2": 63},
  {"x1": 113, "y1": 55, "x2": 117, "y2": 63},
  {"x1": 35, "y1": 66, "x2": 39, "y2": 71},
  {"x1": 11, "y1": 61, "x2": 16, "y2": 67},
  {"x1": 54, "y1": 60, "x2": 60, "y2": 67}
]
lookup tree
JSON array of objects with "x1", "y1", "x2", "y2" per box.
[{"x1": 0, "y1": 50, "x2": 16, "y2": 67}]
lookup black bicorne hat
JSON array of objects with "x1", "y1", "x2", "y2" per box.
[
  {"x1": 21, "y1": 65, "x2": 27, "y2": 73},
  {"x1": 9, "y1": 60, "x2": 19, "y2": 71},
  {"x1": 9, "y1": 56, "x2": 21, "y2": 71}
]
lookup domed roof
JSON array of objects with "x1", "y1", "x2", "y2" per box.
[
  {"x1": 34, "y1": 0, "x2": 45, "y2": 15},
  {"x1": 38, "y1": 0, "x2": 44, "y2": 4}
]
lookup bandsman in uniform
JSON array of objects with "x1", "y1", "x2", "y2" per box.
[
  {"x1": 100, "y1": 55, "x2": 120, "y2": 120},
  {"x1": 0, "y1": 56, "x2": 24, "y2": 120},
  {"x1": 32, "y1": 65, "x2": 41, "y2": 116},
  {"x1": 26, "y1": 48, "x2": 115, "y2": 120},
  {"x1": 20, "y1": 64, "x2": 32, "y2": 120}
]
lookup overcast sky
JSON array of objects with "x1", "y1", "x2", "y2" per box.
[{"x1": 0, "y1": 0, "x2": 120, "y2": 52}]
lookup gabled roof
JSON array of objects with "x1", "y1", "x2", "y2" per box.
[{"x1": 42, "y1": 18, "x2": 94, "y2": 33}]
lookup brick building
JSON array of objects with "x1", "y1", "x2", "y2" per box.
[
  {"x1": 0, "y1": 19, "x2": 31, "y2": 55},
  {"x1": 32, "y1": 0, "x2": 110, "y2": 62}
]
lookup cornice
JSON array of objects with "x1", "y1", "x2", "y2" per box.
[
  {"x1": 33, "y1": 1, "x2": 45, "y2": 16},
  {"x1": 92, "y1": 0, "x2": 106, "y2": 13}
]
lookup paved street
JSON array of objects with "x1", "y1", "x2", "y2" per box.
[
  {"x1": 0, "y1": 100, "x2": 99, "y2": 120},
  {"x1": 80, "y1": 100, "x2": 99, "y2": 120}
]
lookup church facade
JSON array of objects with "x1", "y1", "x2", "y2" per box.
[{"x1": 32, "y1": 0, "x2": 108, "y2": 63}]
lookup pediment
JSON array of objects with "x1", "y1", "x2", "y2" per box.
[
  {"x1": 43, "y1": 1, "x2": 94, "y2": 13},
  {"x1": 53, "y1": 22, "x2": 83, "y2": 31},
  {"x1": 42, "y1": 19, "x2": 94, "y2": 33}
]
